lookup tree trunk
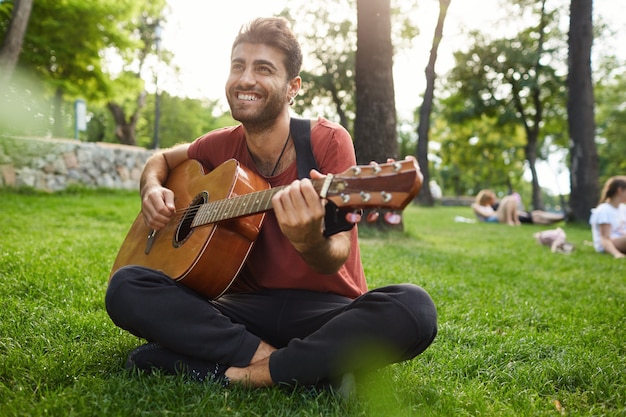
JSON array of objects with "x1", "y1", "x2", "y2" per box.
[
  {"x1": 416, "y1": 0, "x2": 451, "y2": 206},
  {"x1": 328, "y1": 83, "x2": 349, "y2": 131},
  {"x1": 567, "y1": 0, "x2": 598, "y2": 222},
  {"x1": 354, "y1": 0, "x2": 397, "y2": 165},
  {"x1": 108, "y1": 102, "x2": 137, "y2": 146},
  {"x1": 52, "y1": 86, "x2": 65, "y2": 138},
  {"x1": 0, "y1": 0, "x2": 33, "y2": 86},
  {"x1": 354, "y1": 0, "x2": 401, "y2": 231},
  {"x1": 107, "y1": 91, "x2": 147, "y2": 146},
  {"x1": 524, "y1": 131, "x2": 542, "y2": 209}
]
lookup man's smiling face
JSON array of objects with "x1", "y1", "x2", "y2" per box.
[{"x1": 225, "y1": 42, "x2": 291, "y2": 126}]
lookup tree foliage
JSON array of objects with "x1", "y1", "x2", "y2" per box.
[
  {"x1": 439, "y1": 0, "x2": 568, "y2": 208},
  {"x1": 279, "y1": 0, "x2": 356, "y2": 131},
  {"x1": 106, "y1": 1, "x2": 170, "y2": 146},
  {"x1": 433, "y1": 105, "x2": 527, "y2": 196},
  {"x1": 16, "y1": 0, "x2": 141, "y2": 106},
  {"x1": 595, "y1": 66, "x2": 626, "y2": 184},
  {"x1": 0, "y1": 0, "x2": 169, "y2": 142},
  {"x1": 139, "y1": 93, "x2": 233, "y2": 149},
  {"x1": 280, "y1": 0, "x2": 418, "y2": 138}
]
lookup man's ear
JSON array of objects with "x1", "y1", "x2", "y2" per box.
[{"x1": 288, "y1": 76, "x2": 301, "y2": 101}]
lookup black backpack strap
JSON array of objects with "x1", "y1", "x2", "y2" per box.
[
  {"x1": 290, "y1": 117, "x2": 318, "y2": 179},
  {"x1": 289, "y1": 117, "x2": 353, "y2": 237}
]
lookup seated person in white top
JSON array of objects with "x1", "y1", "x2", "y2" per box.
[{"x1": 589, "y1": 176, "x2": 626, "y2": 259}]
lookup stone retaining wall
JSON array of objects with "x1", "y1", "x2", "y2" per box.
[
  {"x1": 0, "y1": 136, "x2": 154, "y2": 192},
  {"x1": 440, "y1": 196, "x2": 475, "y2": 206}
]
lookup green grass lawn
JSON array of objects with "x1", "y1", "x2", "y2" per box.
[{"x1": 0, "y1": 188, "x2": 624, "y2": 416}]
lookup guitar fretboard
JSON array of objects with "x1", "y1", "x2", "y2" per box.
[
  {"x1": 191, "y1": 187, "x2": 280, "y2": 227},
  {"x1": 190, "y1": 177, "x2": 331, "y2": 227}
]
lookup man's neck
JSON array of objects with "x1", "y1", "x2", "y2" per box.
[
  {"x1": 242, "y1": 114, "x2": 294, "y2": 176},
  {"x1": 242, "y1": 113, "x2": 291, "y2": 155}
]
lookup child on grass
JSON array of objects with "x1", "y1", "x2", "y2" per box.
[{"x1": 589, "y1": 176, "x2": 626, "y2": 259}]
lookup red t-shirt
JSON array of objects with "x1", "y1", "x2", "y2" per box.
[{"x1": 187, "y1": 117, "x2": 367, "y2": 298}]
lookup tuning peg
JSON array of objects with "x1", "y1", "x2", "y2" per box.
[
  {"x1": 366, "y1": 210, "x2": 380, "y2": 223},
  {"x1": 345, "y1": 210, "x2": 362, "y2": 224},
  {"x1": 384, "y1": 211, "x2": 402, "y2": 225}
]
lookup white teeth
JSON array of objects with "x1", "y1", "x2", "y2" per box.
[{"x1": 238, "y1": 93, "x2": 258, "y2": 101}]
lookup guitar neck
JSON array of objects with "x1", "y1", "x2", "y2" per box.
[
  {"x1": 191, "y1": 178, "x2": 330, "y2": 228},
  {"x1": 191, "y1": 186, "x2": 277, "y2": 227},
  {"x1": 190, "y1": 158, "x2": 421, "y2": 229}
]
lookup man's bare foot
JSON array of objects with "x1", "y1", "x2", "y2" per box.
[
  {"x1": 224, "y1": 340, "x2": 277, "y2": 388},
  {"x1": 225, "y1": 357, "x2": 274, "y2": 387}
]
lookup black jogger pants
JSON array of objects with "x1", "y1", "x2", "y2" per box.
[{"x1": 105, "y1": 265, "x2": 437, "y2": 386}]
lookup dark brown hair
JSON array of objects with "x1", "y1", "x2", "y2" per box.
[
  {"x1": 598, "y1": 175, "x2": 626, "y2": 205},
  {"x1": 232, "y1": 17, "x2": 302, "y2": 80}
]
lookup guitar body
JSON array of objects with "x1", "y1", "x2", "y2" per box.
[{"x1": 110, "y1": 159, "x2": 268, "y2": 299}]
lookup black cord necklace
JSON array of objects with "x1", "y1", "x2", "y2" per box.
[{"x1": 269, "y1": 129, "x2": 291, "y2": 176}]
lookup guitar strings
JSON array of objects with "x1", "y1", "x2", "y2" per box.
[
  {"x1": 148, "y1": 162, "x2": 410, "y2": 230},
  {"x1": 162, "y1": 176, "x2": 328, "y2": 228}
]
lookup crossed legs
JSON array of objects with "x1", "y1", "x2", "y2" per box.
[{"x1": 106, "y1": 266, "x2": 438, "y2": 388}]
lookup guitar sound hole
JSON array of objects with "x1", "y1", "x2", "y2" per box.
[{"x1": 173, "y1": 192, "x2": 208, "y2": 248}]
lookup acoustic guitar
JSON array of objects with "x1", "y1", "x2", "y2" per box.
[{"x1": 110, "y1": 158, "x2": 422, "y2": 298}]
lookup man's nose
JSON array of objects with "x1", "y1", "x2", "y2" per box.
[{"x1": 238, "y1": 68, "x2": 257, "y2": 87}]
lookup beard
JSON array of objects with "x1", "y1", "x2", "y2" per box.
[{"x1": 227, "y1": 86, "x2": 287, "y2": 131}]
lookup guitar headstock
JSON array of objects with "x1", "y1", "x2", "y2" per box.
[{"x1": 319, "y1": 158, "x2": 423, "y2": 219}]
